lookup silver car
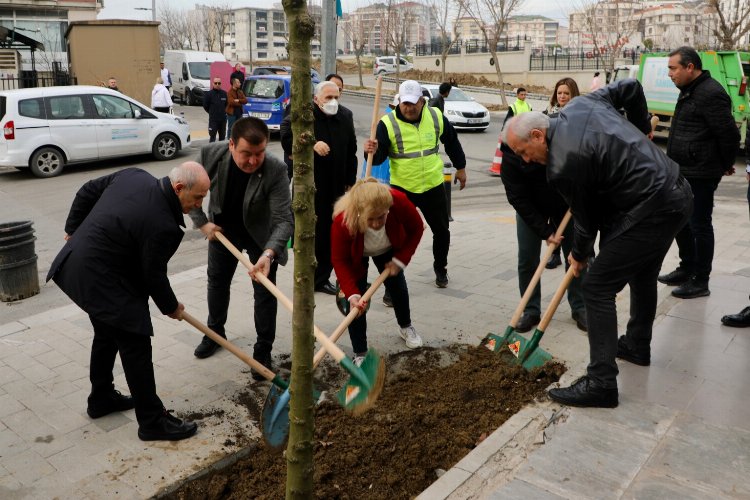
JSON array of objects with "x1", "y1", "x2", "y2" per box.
[{"x1": 421, "y1": 84, "x2": 490, "y2": 131}]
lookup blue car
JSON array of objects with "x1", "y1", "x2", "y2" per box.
[{"x1": 242, "y1": 75, "x2": 291, "y2": 132}]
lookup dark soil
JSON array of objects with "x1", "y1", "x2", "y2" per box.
[{"x1": 164, "y1": 345, "x2": 564, "y2": 500}]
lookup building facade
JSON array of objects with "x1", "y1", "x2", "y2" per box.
[
  {"x1": 339, "y1": 1, "x2": 434, "y2": 55},
  {"x1": 505, "y1": 15, "x2": 561, "y2": 50}
]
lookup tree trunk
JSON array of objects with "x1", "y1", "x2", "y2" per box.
[
  {"x1": 282, "y1": 0, "x2": 316, "y2": 497},
  {"x1": 356, "y1": 51, "x2": 364, "y2": 87},
  {"x1": 490, "y1": 49, "x2": 508, "y2": 107}
]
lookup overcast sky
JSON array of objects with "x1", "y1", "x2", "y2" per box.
[{"x1": 99, "y1": 0, "x2": 576, "y2": 26}]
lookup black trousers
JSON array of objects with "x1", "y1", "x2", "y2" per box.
[
  {"x1": 206, "y1": 236, "x2": 278, "y2": 357},
  {"x1": 583, "y1": 207, "x2": 690, "y2": 388},
  {"x1": 393, "y1": 183, "x2": 450, "y2": 272},
  {"x1": 88, "y1": 317, "x2": 163, "y2": 427},
  {"x1": 673, "y1": 177, "x2": 720, "y2": 282},
  {"x1": 347, "y1": 250, "x2": 411, "y2": 354},
  {"x1": 208, "y1": 119, "x2": 227, "y2": 142},
  {"x1": 314, "y1": 201, "x2": 334, "y2": 288}
]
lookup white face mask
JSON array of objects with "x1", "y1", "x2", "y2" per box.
[{"x1": 321, "y1": 98, "x2": 339, "y2": 116}]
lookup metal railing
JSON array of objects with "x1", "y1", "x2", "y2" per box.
[
  {"x1": 0, "y1": 73, "x2": 77, "y2": 91},
  {"x1": 414, "y1": 36, "x2": 528, "y2": 56},
  {"x1": 529, "y1": 49, "x2": 642, "y2": 71}
]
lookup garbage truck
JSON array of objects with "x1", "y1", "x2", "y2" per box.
[{"x1": 614, "y1": 51, "x2": 750, "y2": 145}]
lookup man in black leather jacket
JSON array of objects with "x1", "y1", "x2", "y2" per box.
[
  {"x1": 657, "y1": 46, "x2": 740, "y2": 299},
  {"x1": 504, "y1": 79, "x2": 693, "y2": 408}
]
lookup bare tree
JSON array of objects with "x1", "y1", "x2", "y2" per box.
[
  {"x1": 281, "y1": 0, "x2": 317, "y2": 494},
  {"x1": 384, "y1": 0, "x2": 415, "y2": 86},
  {"x1": 428, "y1": 0, "x2": 462, "y2": 81},
  {"x1": 571, "y1": 0, "x2": 640, "y2": 73},
  {"x1": 341, "y1": 10, "x2": 376, "y2": 86},
  {"x1": 707, "y1": 0, "x2": 750, "y2": 50},
  {"x1": 456, "y1": 0, "x2": 524, "y2": 106},
  {"x1": 158, "y1": 2, "x2": 189, "y2": 50}
]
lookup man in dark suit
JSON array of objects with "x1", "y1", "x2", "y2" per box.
[
  {"x1": 189, "y1": 117, "x2": 294, "y2": 378},
  {"x1": 47, "y1": 162, "x2": 210, "y2": 441}
]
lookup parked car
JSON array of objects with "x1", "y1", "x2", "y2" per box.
[
  {"x1": 372, "y1": 56, "x2": 413, "y2": 75},
  {"x1": 420, "y1": 84, "x2": 490, "y2": 131},
  {"x1": 242, "y1": 75, "x2": 291, "y2": 132},
  {"x1": 0, "y1": 86, "x2": 190, "y2": 178},
  {"x1": 252, "y1": 65, "x2": 321, "y2": 84}
]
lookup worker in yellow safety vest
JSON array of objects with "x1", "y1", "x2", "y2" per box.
[{"x1": 363, "y1": 80, "x2": 467, "y2": 289}]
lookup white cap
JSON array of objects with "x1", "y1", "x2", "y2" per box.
[
  {"x1": 391, "y1": 94, "x2": 400, "y2": 106},
  {"x1": 398, "y1": 80, "x2": 423, "y2": 104}
]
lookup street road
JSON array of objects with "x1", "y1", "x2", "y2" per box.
[{"x1": 1, "y1": 93, "x2": 746, "y2": 322}]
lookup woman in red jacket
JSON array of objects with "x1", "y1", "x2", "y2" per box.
[{"x1": 331, "y1": 178, "x2": 424, "y2": 364}]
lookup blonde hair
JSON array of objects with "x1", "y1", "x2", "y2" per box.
[
  {"x1": 156, "y1": 76, "x2": 164, "y2": 85},
  {"x1": 333, "y1": 178, "x2": 393, "y2": 235}
]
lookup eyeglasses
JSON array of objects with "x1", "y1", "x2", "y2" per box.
[{"x1": 213, "y1": 82, "x2": 221, "y2": 85}]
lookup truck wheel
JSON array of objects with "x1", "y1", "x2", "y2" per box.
[
  {"x1": 185, "y1": 90, "x2": 194, "y2": 106},
  {"x1": 29, "y1": 147, "x2": 65, "y2": 178},
  {"x1": 152, "y1": 133, "x2": 179, "y2": 160}
]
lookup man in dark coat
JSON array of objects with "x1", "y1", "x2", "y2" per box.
[
  {"x1": 203, "y1": 76, "x2": 228, "y2": 142},
  {"x1": 504, "y1": 79, "x2": 693, "y2": 408},
  {"x1": 280, "y1": 80, "x2": 357, "y2": 294},
  {"x1": 230, "y1": 63, "x2": 245, "y2": 89},
  {"x1": 189, "y1": 117, "x2": 294, "y2": 376},
  {"x1": 428, "y1": 82, "x2": 452, "y2": 112},
  {"x1": 46, "y1": 162, "x2": 210, "y2": 441},
  {"x1": 657, "y1": 46, "x2": 741, "y2": 298}
]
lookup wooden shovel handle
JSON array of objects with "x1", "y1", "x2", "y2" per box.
[
  {"x1": 214, "y1": 232, "x2": 349, "y2": 364},
  {"x1": 365, "y1": 76, "x2": 383, "y2": 178},
  {"x1": 537, "y1": 264, "x2": 577, "y2": 331},
  {"x1": 509, "y1": 210, "x2": 572, "y2": 327},
  {"x1": 312, "y1": 269, "x2": 389, "y2": 367},
  {"x1": 180, "y1": 310, "x2": 276, "y2": 381}
]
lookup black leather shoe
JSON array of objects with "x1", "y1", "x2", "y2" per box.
[
  {"x1": 435, "y1": 268, "x2": 449, "y2": 288},
  {"x1": 138, "y1": 410, "x2": 197, "y2": 441},
  {"x1": 571, "y1": 309, "x2": 588, "y2": 332},
  {"x1": 252, "y1": 352, "x2": 273, "y2": 381},
  {"x1": 315, "y1": 281, "x2": 338, "y2": 295},
  {"x1": 671, "y1": 278, "x2": 710, "y2": 299},
  {"x1": 657, "y1": 268, "x2": 691, "y2": 286},
  {"x1": 721, "y1": 306, "x2": 750, "y2": 327},
  {"x1": 546, "y1": 252, "x2": 562, "y2": 269},
  {"x1": 194, "y1": 336, "x2": 222, "y2": 359},
  {"x1": 548, "y1": 376, "x2": 618, "y2": 408},
  {"x1": 616, "y1": 335, "x2": 650, "y2": 366},
  {"x1": 515, "y1": 313, "x2": 540, "y2": 333},
  {"x1": 87, "y1": 390, "x2": 134, "y2": 419}
]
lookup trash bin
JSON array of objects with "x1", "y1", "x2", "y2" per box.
[{"x1": 0, "y1": 221, "x2": 40, "y2": 302}]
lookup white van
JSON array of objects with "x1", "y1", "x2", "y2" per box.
[
  {"x1": 164, "y1": 50, "x2": 227, "y2": 106},
  {"x1": 0, "y1": 86, "x2": 191, "y2": 178}
]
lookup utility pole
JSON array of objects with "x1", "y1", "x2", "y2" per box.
[{"x1": 321, "y1": 0, "x2": 337, "y2": 77}]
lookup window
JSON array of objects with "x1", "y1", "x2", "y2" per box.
[
  {"x1": 675, "y1": 14, "x2": 680, "y2": 21},
  {"x1": 18, "y1": 98, "x2": 45, "y2": 118},
  {"x1": 685, "y1": 26, "x2": 691, "y2": 32},
  {"x1": 47, "y1": 95, "x2": 86, "y2": 119},
  {"x1": 92, "y1": 94, "x2": 137, "y2": 119},
  {"x1": 257, "y1": 42, "x2": 268, "y2": 48},
  {"x1": 258, "y1": 52, "x2": 267, "y2": 58}
]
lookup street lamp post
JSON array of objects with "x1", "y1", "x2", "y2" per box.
[{"x1": 134, "y1": 0, "x2": 156, "y2": 21}]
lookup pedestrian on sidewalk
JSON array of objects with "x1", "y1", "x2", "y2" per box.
[
  {"x1": 657, "y1": 46, "x2": 740, "y2": 299},
  {"x1": 542, "y1": 77, "x2": 582, "y2": 270},
  {"x1": 225, "y1": 77, "x2": 247, "y2": 136},
  {"x1": 331, "y1": 178, "x2": 425, "y2": 361},
  {"x1": 504, "y1": 79, "x2": 693, "y2": 408},
  {"x1": 189, "y1": 117, "x2": 293, "y2": 380},
  {"x1": 203, "y1": 77, "x2": 228, "y2": 142},
  {"x1": 47, "y1": 162, "x2": 210, "y2": 441},
  {"x1": 501, "y1": 76, "x2": 587, "y2": 335},
  {"x1": 363, "y1": 79, "x2": 467, "y2": 289},
  {"x1": 151, "y1": 76, "x2": 173, "y2": 113}
]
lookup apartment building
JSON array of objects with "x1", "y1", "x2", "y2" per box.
[
  {"x1": 505, "y1": 15, "x2": 561, "y2": 50},
  {"x1": 0, "y1": 0, "x2": 101, "y2": 72},
  {"x1": 339, "y1": 1, "x2": 434, "y2": 55},
  {"x1": 568, "y1": 0, "x2": 643, "y2": 52}
]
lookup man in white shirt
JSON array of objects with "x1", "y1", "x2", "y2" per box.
[{"x1": 160, "y1": 62, "x2": 172, "y2": 92}]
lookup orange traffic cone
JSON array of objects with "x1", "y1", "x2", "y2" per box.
[{"x1": 488, "y1": 139, "x2": 502, "y2": 176}]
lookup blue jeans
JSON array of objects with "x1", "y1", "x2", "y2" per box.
[
  {"x1": 226, "y1": 114, "x2": 239, "y2": 137},
  {"x1": 516, "y1": 213, "x2": 585, "y2": 316},
  {"x1": 206, "y1": 236, "x2": 278, "y2": 356},
  {"x1": 674, "y1": 177, "x2": 720, "y2": 282},
  {"x1": 347, "y1": 250, "x2": 411, "y2": 354}
]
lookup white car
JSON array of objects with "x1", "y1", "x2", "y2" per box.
[
  {"x1": 372, "y1": 56, "x2": 413, "y2": 75},
  {"x1": 0, "y1": 86, "x2": 191, "y2": 178},
  {"x1": 421, "y1": 84, "x2": 490, "y2": 131}
]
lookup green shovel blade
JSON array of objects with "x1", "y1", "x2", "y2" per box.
[
  {"x1": 507, "y1": 328, "x2": 552, "y2": 370},
  {"x1": 483, "y1": 325, "x2": 515, "y2": 352},
  {"x1": 336, "y1": 349, "x2": 385, "y2": 414}
]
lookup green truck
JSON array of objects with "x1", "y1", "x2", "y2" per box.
[{"x1": 614, "y1": 51, "x2": 750, "y2": 145}]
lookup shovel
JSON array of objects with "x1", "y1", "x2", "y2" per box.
[
  {"x1": 509, "y1": 264, "x2": 577, "y2": 369},
  {"x1": 365, "y1": 75, "x2": 383, "y2": 178},
  {"x1": 263, "y1": 270, "x2": 389, "y2": 451},
  {"x1": 484, "y1": 210, "x2": 572, "y2": 352},
  {"x1": 214, "y1": 233, "x2": 386, "y2": 415},
  {"x1": 180, "y1": 310, "x2": 289, "y2": 390}
]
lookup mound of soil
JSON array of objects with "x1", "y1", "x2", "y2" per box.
[
  {"x1": 402, "y1": 68, "x2": 551, "y2": 94},
  {"x1": 164, "y1": 345, "x2": 564, "y2": 500}
]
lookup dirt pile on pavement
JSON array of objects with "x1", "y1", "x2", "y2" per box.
[
  {"x1": 402, "y1": 69, "x2": 551, "y2": 94},
  {"x1": 164, "y1": 344, "x2": 564, "y2": 500}
]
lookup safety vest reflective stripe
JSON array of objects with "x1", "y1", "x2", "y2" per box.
[{"x1": 385, "y1": 108, "x2": 441, "y2": 158}]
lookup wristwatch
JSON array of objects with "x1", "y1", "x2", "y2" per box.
[{"x1": 263, "y1": 250, "x2": 275, "y2": 262}]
